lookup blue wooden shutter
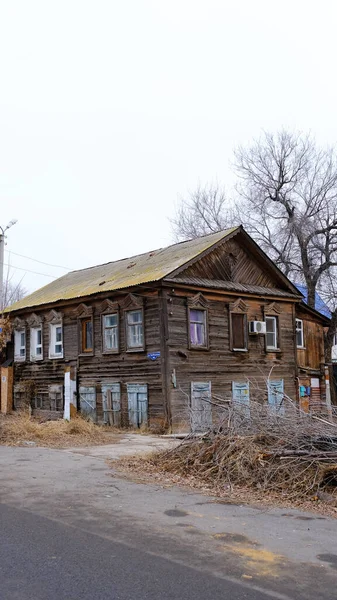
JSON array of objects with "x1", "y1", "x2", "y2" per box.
[
  {"x1": 191, "y1": 381, "x2": 212, "y2": 431},
  {"x1": 79, "y1": 386, "x2": 97, "y2": 421},
  {"x1": 268, "y1": 380, "x2": 284, "y2": 415},
  {"x1": 127, "y1": 384, "x2": 148, "y2": 428},
  {"x1": 232, "y1": 382, "x2": 250, "y2": 416}
]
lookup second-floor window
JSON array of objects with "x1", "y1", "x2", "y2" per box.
[
  {"x1": 49, "y1": 323, "x2": 63, "y2": 359},
  {"x1": 81, "y1": 318, "x2": 93, "y2": 353},
  {"x1": 103, "y1": 313, "x2": 118, "y2": 352},
  {"x1": 295, "y1": 319, "x2": 304, "y2": 348},
  {"x1": 189, "y1": 309, "x2": 207, "y2": 348},
  {"x1": 30, "y1": 327, "x2": 43, "y2": 361},
  {"x1": 126, "y1": 309, "x2": 144, "y2": 350},
  {"x1": 266, "y1": 316, "x2": 278, "y2": 350},
  {"x1": 231, "y1": 313, "x2": 247, "y2": 351},
  {"x1": 14, "y1": 330, "x2": 26, "y2": 362}
]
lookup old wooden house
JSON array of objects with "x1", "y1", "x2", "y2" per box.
[{"x1": 3, "y1": 226, "x2": 330, "y2": 431}]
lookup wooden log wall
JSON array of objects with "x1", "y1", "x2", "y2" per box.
[{"x1": 165, "y1": 288, "x2": 298, "y2": 430}]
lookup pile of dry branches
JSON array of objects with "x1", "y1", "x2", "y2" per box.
[{"x1": 151, "y1": 400, "x2": 337, "y2": 501}]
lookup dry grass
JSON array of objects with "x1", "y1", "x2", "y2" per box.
[{"x1": 0, "y1": 412, "x2": 120, "y2": 448}]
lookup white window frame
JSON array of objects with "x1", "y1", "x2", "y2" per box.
[
  {"x1": 49, "y1": 323, "x2": 63, "y2": 359},
  {"x1": 265, "y1": 316, "x2": 278, "y2": 350},
  {"x1": 14, "y1": 329, "x2": 26, "y2": 362},
  {"x1": 126, "y1": 309, "x2": 144, "y2": 350},
  {"x1": 295, "y1": 319, "x2": 304, "y2": 348},
  {"x1": 30, "y1": 326, "x2": 43, "y2": 361},
  {"x1": 102, "y1": 313, "x2": 119, "y2": 352}
]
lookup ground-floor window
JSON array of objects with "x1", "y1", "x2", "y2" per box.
[
  {"x1": 127, "y1": 383, "x2": 148, "y2": 428},
  {"x1": 267, "y1": 380, "x2": 284, "y2": 415},
  {"x1": 190, "y1": 381, "x2": 212, "y2": 432},
  {"x1": 102, "y1": 383, "x2": 121, "y2": 427},
  {"x1": 79, "y1": 386, "x2": 96, "y2": 421}
]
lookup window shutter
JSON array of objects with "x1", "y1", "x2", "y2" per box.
[
  {"x1": 190, "y1": 381, "x2": 212, "y2": 431},
  {"x1": 231, "y1": 314, "x2": 245, "y2": 349},
  {"x1": 102, "y1": 383, "x2": 121, "y2": 426},
  {"x1": 268, "y1": 380, "x2": 284, "y2": 415},
  {"x1": 232, "y1": 381, "x2": 250, "y2": 416}
]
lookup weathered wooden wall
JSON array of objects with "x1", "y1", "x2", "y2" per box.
[
  {"x1": 164, "y1": 287, "x2": 298, "y2": 430},
  {"x1": 12, "y1": 289, "x2": 165, "y2": 428}
]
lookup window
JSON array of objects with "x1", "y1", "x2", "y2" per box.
[
  {"x1": 189, "y1": 309, "x2": 207, "y2": 348},
  {"x1": 14, "y1": 330, "x2": 26, "y2": 362},
  {"x1": 30, "y1": 327, "x2": 43, "y2": 361},
  {"x1": 127, "y1": 383, "x2": 148, "y2": 427},
  {"x1": 265, "y1": 316, "x2": 278, "y2": 350},
  {"x1": 81, "y1": 318, "x2": 93, "y2": 353},
  {"x1": 231, "y1": 313, "x2": 247, "y2": 350},
  {"x1": 126, "y1": 309, "x2": 144, "y2": 350},
  {"x1": 49, "y1": 323, "x2": 63, "y2": 358},
  {"x1": 102, "y1": 313, "x2": 118, "y2": 352},
  {"x1": 232, "y1": 381, "x2": 250, "y2": 416},
  {"x1": 295, "y1": 319, "x2": 304, "y2": 348},
  {"x1": 268, "y1": 380, "x2": 284, "y2": 415}
]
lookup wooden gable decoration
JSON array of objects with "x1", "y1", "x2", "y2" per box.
[
  {"x1": 72, "y1": 303, "x2": 93, "y2": 318},
  {"x1": 12, "y1": 316, "x2": 25, "y2": 329},
  {"x1": 26, "y1": 313, "x2": 43, "y2": 327},
  {"x1": 99, "y1": 298, "x2": 119, "y2": 314},
  {"x1": 119, "y1": 293, "x2": 143, "y2": 310},
  {"x1": 264, "y1": 302, "x2": 282, "y2": 315},
  {"x1": 229, "y1": 298, "x2": 249, "y2": 313},
  {"x1": 45, "y1": 309, "x2": 63, "y2": 324},
  {"x1": 187, "y1": 292, "x2": 208, "y2": 308}
]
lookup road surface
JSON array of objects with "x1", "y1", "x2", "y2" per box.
[{"x1": 1, "y1": 444, "x2": 337, "y2": 600}]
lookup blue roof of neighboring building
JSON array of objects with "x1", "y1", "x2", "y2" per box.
[{"x1": 294, "y1": 283, "x2": 331, "y2": 318}]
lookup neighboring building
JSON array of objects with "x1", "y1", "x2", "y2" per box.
[{"x1": 3, "y1": 226, "x2": 330, "y2": 431}]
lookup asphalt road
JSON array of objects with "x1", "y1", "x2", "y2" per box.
[
  {"x1": 1, "y1": 445, "x2": 337, "y2": 600},
  {"x1": 1, "y1": 503, "x2": 275, "y2": 600}
]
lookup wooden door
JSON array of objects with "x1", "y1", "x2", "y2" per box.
[
  {"x1": 127, "y1": 384, "x2": 148, "y2": 428},
  {"x1": 102, "y1": 383, "x2": 121, "y2": 427},
  {"x1": 190, "y1": 381, "x2": 212, "y2": 432}
]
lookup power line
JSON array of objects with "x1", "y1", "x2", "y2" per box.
[
  {"x1": 3, "y1": 263, "x2": 57, "y2": 279},
  {"x1": 4, "y1": 249, "x2": 71, "y2": 270}
]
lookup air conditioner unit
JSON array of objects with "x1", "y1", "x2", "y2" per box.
[{"x1": 249, "y1": 320, "x2": 266, "y2": 335}]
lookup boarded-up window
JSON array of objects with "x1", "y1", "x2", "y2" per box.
[
  {"x1": 49, "y1": 385, "x2": 63, "y2": 411},
  {"x1": 231, "y1": 313, "x2": 247, "y2": 350},
  {"x1": 127, "y1": 384, "x2": 148, "y2": 427},
  {"x1": 79, "y1": 386, "x2": 96, "y2": 421},
  {"x1": 190, "y1": 381, "x2": 212, "y2": 432},
  {"x1": 102, "y1": 383, "x2": 121, "y2": 427},
  {"x1": 232, "y1": 381, "x2": 250, "y2": 416},
  {"x1": 268, "y1": 380, "x2": 284, "y2": 415}
]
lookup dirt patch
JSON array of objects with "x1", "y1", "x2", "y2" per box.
[{"x1": 0, "y1": 412, "x2": 120, "y2": 448}]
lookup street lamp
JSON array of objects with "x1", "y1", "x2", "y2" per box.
[{"x1": 0, "y1": 219, "x2": 18, "y2": 311}]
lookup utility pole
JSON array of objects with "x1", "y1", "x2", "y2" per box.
[{"x1": 0, "y1": 219, "x2": 18, "y2": 312}]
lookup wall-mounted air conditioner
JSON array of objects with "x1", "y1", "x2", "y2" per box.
[{"x1": 249, "y1": 321, "x2": 266, "y2": 335}]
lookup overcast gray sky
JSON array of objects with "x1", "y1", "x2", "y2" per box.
[{"x1": 1, "y1": 0, "x2": 337, "y2": 293}]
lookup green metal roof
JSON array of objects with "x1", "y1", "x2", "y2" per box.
[{"x1": 7, "y1": 227, "x2": 239, "y2": 312}]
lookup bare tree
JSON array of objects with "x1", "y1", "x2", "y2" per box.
[
  {"x1": 2, "y1": 273, "x2": 27, "y2": 310},
  {"x1": 171, "y1": 183, "x2": 236, "y2": 241},
  {"x1": 171, "y1": 130, "x2": 337, "y2": 359},
  {"x1": 234, "y1": 130, "x2": 337, "y2": 359}
]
